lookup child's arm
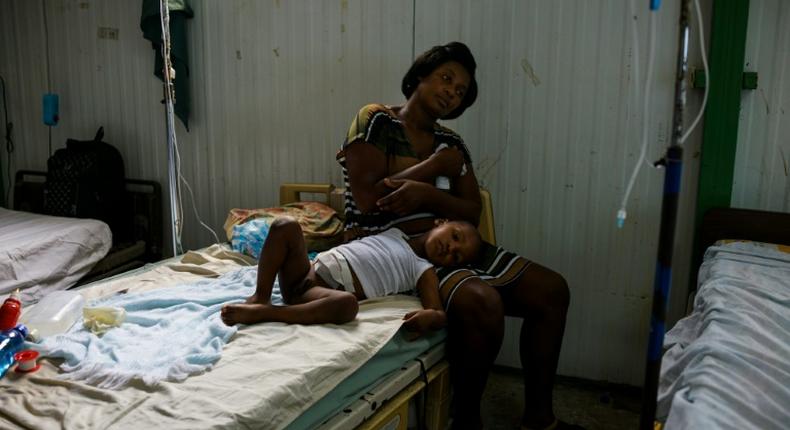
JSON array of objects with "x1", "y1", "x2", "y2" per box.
[{"x1": 402, "y1": 268, "x2": 447, "y2": 339}]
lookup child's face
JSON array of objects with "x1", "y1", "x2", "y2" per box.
[{"x1": 424, "y1": 221, "x2": 480, "y2": 267}]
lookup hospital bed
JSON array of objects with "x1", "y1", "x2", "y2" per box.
[
  {"x1": 0, "y1": 206, "x2": 111, "y2": 304},
  {"x1": 656, "y1": 208, "x2": 790, "y2": 430},
  {"x1": 4, "y1": 170, "x2": 163, "y2": 303},
  {"x1": 0, "y1": 183, "x2": 497, "y2": 430}
]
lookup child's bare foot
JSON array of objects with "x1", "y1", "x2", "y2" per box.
[{"x1": 221, "y1": 303, "x2": 271, "y2": 326}]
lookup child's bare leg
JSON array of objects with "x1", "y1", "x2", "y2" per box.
[
  {"x1": 221, "y1": 217, "x2": 358, "y2": 326},
  {"x1": 221, "y1": 217, "x2": 313, "y2": 325},
  {"x1": 249, "y1": 216, "x2": 311, "y2": 304},
  {"x1": 223, "y1": 286, "x2": 358, "y2": 326}
]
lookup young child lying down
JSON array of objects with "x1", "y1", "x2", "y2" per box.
[{"x1": 221, "y1": 217, "x2": 481, "y2": 339}]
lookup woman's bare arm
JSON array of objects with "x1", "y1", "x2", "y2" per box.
[
  {"x1": 345, "y1": 141, "x2": 481, "y2": 223},
  {"x1": 343, "y1": 141, "x2": 466, "y2": 213},
  {"x1": 376, "y1": 163, "x2": 482, "y2": 225}
]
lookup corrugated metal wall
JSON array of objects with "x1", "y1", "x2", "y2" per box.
[
  {"x1": 414, "y1": 1, "x2": 712, "y2": 382},
  {"x1": 734, "y1": 0, "x2": 790, "y2": 211},
  {"x1": 1, "y1": 0, "x2": 719, "y2": 385}
]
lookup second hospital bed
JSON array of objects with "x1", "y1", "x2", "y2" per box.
[
  {"x1": 656, "y1": 208, "x2": 790, "y2": 430},
  {"x1": 0, "y1": 207, "x2": 112, "y2": 304},
  {"x1": 3, "y1": 170, "x2": 165, "y2": 304}
]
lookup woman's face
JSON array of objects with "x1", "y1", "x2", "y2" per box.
[{"x1": 417, "y1": 61, "x2": 471, "y2": 118}]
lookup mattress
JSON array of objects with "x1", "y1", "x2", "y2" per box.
[
  {"x1": 658, "y1": 241, "x2": 790, "y2": 430},
  {"x1": 0, "y1": 208, "x2": 112, "y2": 303},
  {"x1": 0, "y1": 244, "x2": 444, "y2": 430},
  {"x1": 288, "y1": 329, "x2": 445, "y2": 429}
]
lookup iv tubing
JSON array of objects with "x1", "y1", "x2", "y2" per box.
[
  {"x1": 618, "y1": 5, "x2": 657, "y2": 228},
  {"x1": 680, "y1": 0, "x2": 709, "y2": 145},
  {"x1": 617, "y1": 0, "x2": 708, "y2": 227},
  {"x1": 159, "y1": 0, "x2": 183, "y2": 254}
]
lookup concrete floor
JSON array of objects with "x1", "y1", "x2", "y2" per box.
[{"x1": 480, "y1": 367, "x2": 641, "y2": 430}]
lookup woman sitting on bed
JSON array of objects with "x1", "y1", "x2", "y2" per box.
[
  {"x1": 221, "y1": 217, "x2": 482, "y2": 339},
  {"x1": 337, "y1": 42, "x2": 579, "y2": 430}
]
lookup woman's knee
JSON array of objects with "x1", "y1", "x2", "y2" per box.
[
  {"x1": 543, "y1": 270, "x2": 570, "y2": 311},
  {"x1": 513, "y1": 265, "x2": 570, "y2": 315},
  {"x1": 448, "y1": 280, "x2": 504, "y2": 329}
]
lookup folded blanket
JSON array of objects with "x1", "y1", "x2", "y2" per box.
[{"x1": 33, "y1": 267, "x2": 263, "y2": 389}]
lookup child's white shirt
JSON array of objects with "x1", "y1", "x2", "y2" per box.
[{"x1": 333, "y1": 228, "x2": 433, "y2": 298}]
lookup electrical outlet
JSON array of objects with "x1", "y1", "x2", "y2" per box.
[{"x1": 98, "y1": 27, "x2": 119, "y2": 40}]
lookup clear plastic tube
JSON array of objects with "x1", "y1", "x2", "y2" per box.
[
  {"x1": 618, "y1": 6, "x2": 657, "y2": 228},
  {"x1": 617, "y1": 0, "x2": 709, "y2": 228},
  {"x1": 174, "y1": 139, "x2": 221, "y2": 244},
  {"x1": 679, "y1": 0, "x2": 709, "y2": 145}
]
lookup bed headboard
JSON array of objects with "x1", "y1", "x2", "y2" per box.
[
  {"x1": 700, "y1": 207, "x2": 790, "y2": 250},
  {"x1": 695, "y1": 207, "x2": 790, "y2": 276},
  {"x1": 685, "y1": 207, "x2": 790, "y2": 310}
]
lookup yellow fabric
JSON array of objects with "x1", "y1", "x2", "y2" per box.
[{"x1": 83, "y1": 306, "x2": 126, "y2": 335}]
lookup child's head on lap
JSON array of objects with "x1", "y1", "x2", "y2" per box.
[{"x1": 423, "y1": 220, "x2": 482, "y2": 267}]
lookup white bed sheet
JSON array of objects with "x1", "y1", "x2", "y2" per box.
[
  {"x1": 0, "y1": 245, "x2": 423, "y2": 430},
  {"x1": 658, "y1": 241, "x2": 790, "y2": 430},
  {"x1": 0, "y1": 208, "x2": 112, "y2": 303}
]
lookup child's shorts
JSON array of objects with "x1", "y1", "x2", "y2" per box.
[{"x1": 313, "y1": 249, "x2": 356, "y2": 294}]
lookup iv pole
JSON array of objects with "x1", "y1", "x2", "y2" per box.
[
  {"x1": 158, "y1": 0, "x2": 183, "y2": 256},
  {"x1": 640, "y1": 0, "x2": 689, "y2": 428}
]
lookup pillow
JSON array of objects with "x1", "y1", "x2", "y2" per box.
[
  {"x1": 224, "y1": 202, "x2": 343, "y2": 259},
  {"x1": 231, "y1": 218, "x2": 270, "y2": 260},
  {"x1": 713, "y1": 239, "x2": 790, "y2": 256}
]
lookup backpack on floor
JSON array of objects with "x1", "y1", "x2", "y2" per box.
[{"x1": 43, "y1": 127, "x2": 126, "y2": 240}]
